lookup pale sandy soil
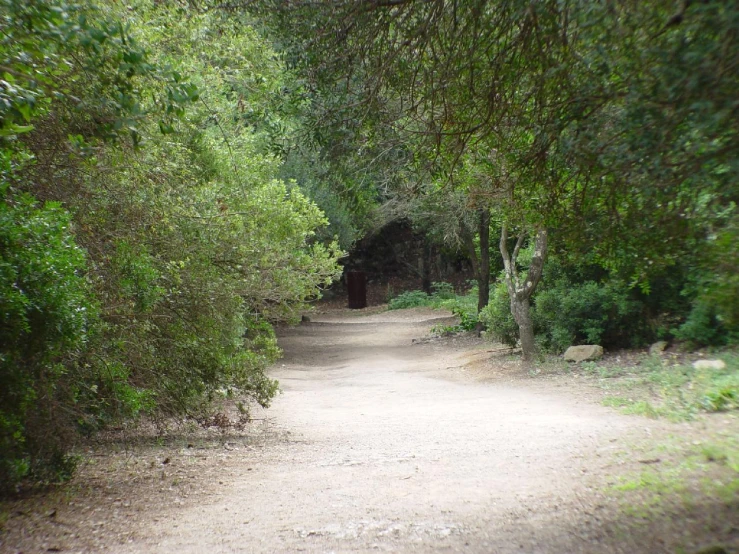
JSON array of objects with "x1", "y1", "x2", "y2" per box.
[{"x1": 1, "y1": 308, "x2": 736, "y2": 553}]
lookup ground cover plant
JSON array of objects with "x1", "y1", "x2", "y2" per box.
[
  {"x1": 528, "y1": 347, "x2": 739, "y2": 551},
  {"x1": 605, "y1": 430, "x2": 738, "y2": 553},
  {"x1": 593, "y1": 352, "x2": 739, "y2": 422},
  {"x1": 388, "y1": 282, "x2": 479, "y2": 332}
]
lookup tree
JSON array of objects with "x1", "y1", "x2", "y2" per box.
[
  {"x1": 1, "y1": 0, "x2": 343, "y2": 490},
  {"x1": 499, "y1": 226, "x2": 547, "y2": 360},
  {"x1": 244, "y1": 0, "x2": 586, "y2": 358},
  {"x1": 249, "y1": 0, "x2": 739, "y2": 357}
]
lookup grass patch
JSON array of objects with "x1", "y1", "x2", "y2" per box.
[
  {"x1": 622, "y1": 400, "x2": 663, "y2": 419},
  {"x1": 608, "y1": 434, "x2": 739, "y2": 534},
  {"x1": 0, "y1": 505, "x2": 9, "y2": 533},
  {"x1": 699, "y1": 441, "x2": 739, "y2": 472},
  {"x1": 388, "y1": 282, "x2": 479, "y2": 332},
  {"x1": 596, "y1": 351, "x2": 739, "y2": 421},
  {"x1": 612, "y1": 466, "x2": 687, "y2": 494},
  {"x1": 602, "y1": 396, "x2": 633, "y2": 408}
]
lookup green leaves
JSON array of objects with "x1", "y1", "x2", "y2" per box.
[
  {"x1": 0, "y1": 0, "x2": 343, "y2": 491},
  {"x1": 0, "y1": 0, "x2": 201, "y2": 146},
  {"x1": 0, "y1": 178, "x2": 94, "y2": 491}
]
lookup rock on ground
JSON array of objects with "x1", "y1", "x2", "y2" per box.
[{"x1": 563, "y1": 345, "x2": 604, "y2": 362}]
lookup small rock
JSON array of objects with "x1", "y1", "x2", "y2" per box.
[
  {"x1": 300, "y1": 315, "x2": 311, "y2": 323},
  {"x1": 564, "y1": 345, "x2": 604, "y2": 362},
  {"x1": 692, "y1": 359, "x2": 726, "y2": 370},
  {"x1": 649, "y1": 341, "x2": 668, "y2": 355}
]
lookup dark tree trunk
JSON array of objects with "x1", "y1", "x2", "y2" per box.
[
  {"x1": 421, "y1": 237, "x2": 432, "y2": 294},
  {"x1": 477, "y1": 209, "x2": 491, "y2": 313},
  {"x1": 499, "y1": 225, "x2": 548, "y2": 362},
  {"x1": 462, "y1": 229, "x2": 479, "y2": 286},
  {"x1": 461, "y1": 209, "x2": 492, "y2": 315}
]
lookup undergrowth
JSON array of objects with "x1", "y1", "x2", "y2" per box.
[
  {"x1": 585, "y1": 352, "x2": 739, "y2": 421},
  {"x1": 608, "y1": 433, "x2": 739, "y2": 539},
  {"x1": 388, "y1": 282, "x2": 479, "y2": 332}
]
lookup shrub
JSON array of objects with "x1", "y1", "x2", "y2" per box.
[
  {"x1": 673, "y1": 300, "x2": 728, "y2": 347},
  {"x1": 687, "y1": 216, "x2": 739, "y2": 345},
  {"x1": 533, "y1": 278, "x2": 643, "y2": 353},
  {"x1": 479, "y1": 281, "x2": 519, "y2": 347},
  {"x1": 388, "y1": 290, "x2": 432, "y2": 310},
  {"x1": 452, "y1": 305, "x2": 479, "y2": 331},
  {"x1": 0, "y1": 186, "x2": 93, "y2": 491},
  {"x1": 674, "y1": 218, "x2": 738, "y2": 347},
  {"x1": 388, "y1": 283, "x2": 480, "y2": 332},
  {"x1": 431, "y1": 281, "x2": 456, "y2": 300},
  {"x1": 0, "y1": 3, "x2": 343, "y2": 494},
  {"x1": 480, "y1": 261, "x2": 647, "y2": 352}
]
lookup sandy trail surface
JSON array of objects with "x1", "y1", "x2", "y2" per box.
[{"x1": 115, "y1": 308, "x2": 649, "y2": 553}]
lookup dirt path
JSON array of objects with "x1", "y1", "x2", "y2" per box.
[
  {"x1": 113, "y1": 308, "x2": 650, "y2": 553},
  {"x1": 9, "y1": 308, "x2": 733, "y2": 553}
]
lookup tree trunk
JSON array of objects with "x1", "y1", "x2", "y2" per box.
[
  {"x1": 499, "y1": 225, "x2": 548, "y2": 362},
  {"x1": 421, "y1": 237, "x2": 432, "y2": 294},
  {"x1": 510, "y1": 296, "x2": 536, "y2": 361},
  {"x1": 477, "y1": 209, "x2": 491, "y2": 313},
  {"x1": 461, "y1": 209, "x2": 492, "y2": 316},
  {"x1": 462, "y1": 229, "x2": 479, "y2": 287}
]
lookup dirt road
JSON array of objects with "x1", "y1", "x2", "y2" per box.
[{"x1": 112, "y1": 308, "x2": 654, "y2": 553}]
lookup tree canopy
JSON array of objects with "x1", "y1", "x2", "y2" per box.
[
  {"x1": 249, "y1": 0, "x2": 738, "y2": 358},
  {"x1": 1, "y1": 0, "x2": 737, "y2": 489}
]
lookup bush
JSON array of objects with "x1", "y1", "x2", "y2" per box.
[
  {"x1": 431, "y1": 281, "x2": 456, "y2": 300},
  {"x1": 674, "y1": 219, "x2": 738, "y2": 347},
  {"x1": 0, "y1": 4, "x2": 343, "y2": 494},
  {"x1": 673, "y1": 300, "x2": 729, "y2": 347},
  {"x1": 479, "y1": 281, "x2": 518, "y2": 346},
  {"x1": 480, "y1": 262, "x2": 647, "y2": 353},
  {"x1": 388, "y1": 290, "x2": 432, "y2": 309},
  {"x1": 533, "y1": 278, "x2": 643, "y2": 353},
  {"x1": 452, "y1": 305, "x2": 479, "y2": 331},
  {"x1": 388, "y1": 283, "x2": 479, "y2": 332},
  {"x1": 0, "y1": 186, "x2": 93, "y2": 491}
]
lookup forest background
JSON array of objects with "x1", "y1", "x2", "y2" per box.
[{"x1": 1, "y1": 0, "x2": 737, "y2": 492}]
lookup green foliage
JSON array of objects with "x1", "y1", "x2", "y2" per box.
[
  {"x1": 0, "y1": 1, "x2": 342, "y2": 492},
  {"x1": 702, "y1": 216, "x2": 739, "y2": 333},
  {"x1": 387, "y1": 283, "x2": 478, "y2": 333},
  {"x1": 387, "y1": 282, "x2": 469, "y2": 310},
  {"x1": 431, "y1": 281, "x2": 456, "y2": 300},
  {"x1": 480, "y1": 251, "x2": 731, "y2": 353},
  {"x1": 701, "y1": 387, "x2": 737, "y2": 413},
  {"x1": 58, "y1": 2, "x2": 343, "y2": 419},
  {"x1": 388, "y1": 290, "x2": 431, "y2": 310},
  {"x1": 479, "y1": 281, "x2": 518, "y2": 347},
  {"x1": 600, "y1": 352, "x2": 739, "y2": 421},
  {"x1": 533, "y1": 276, "x2": 642, "y2": 353},
  {"x1": 674, "y1": 301, "x2": 729, "y2": 348},
  {"x1": 674, "y1": 214, "x2": 739, "y2": 347},
  {"x1": 451, "y1": 306, "x2": 478, "y2": 332},
  {"x1": 0, "y1": 179, "x2": 92, "y2": 491},
  {"x1": 280, "y1": 152, "x2": 361, "y2": 251},
  {"x1": 256, "y1": 0, "x2": 739, "y2": 359},
  {"x1": 0, "y1": 0, "x2": 198, "y2": 145}
]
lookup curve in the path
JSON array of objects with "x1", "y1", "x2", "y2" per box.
[{"x1": 127, "y1": 309, "x2": 640, "y2": 554}]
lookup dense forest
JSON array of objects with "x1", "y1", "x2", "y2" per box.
[{"x1": 1, "y1": 0, "x2": 737, "y2": 492}]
